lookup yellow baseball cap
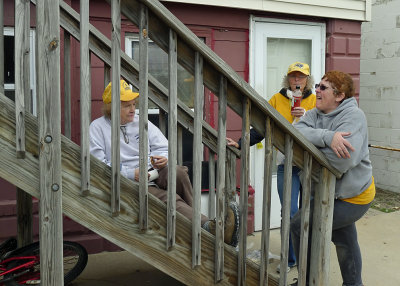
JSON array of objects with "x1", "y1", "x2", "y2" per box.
[
  {"x1": 287, "y1": 62, "x2": 310, "y2": 76},
  {"x1": 102, "y1": 79, "x2": 139, "y2": 104}
]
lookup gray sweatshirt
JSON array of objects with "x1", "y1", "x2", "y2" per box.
[
  {"x1": 89, "y1": 115, "x2": 168, "y2": 181},
  {"x1": 294, "y1": 97, "x2": 373, "y2": 199}
]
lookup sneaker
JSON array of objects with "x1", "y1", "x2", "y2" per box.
[
  {"x1": 276, "y1": 262, "x2": 296, "y2": 273},
  {"x1": 202, "y1": 202, "x2": 240, "y2": 247}
]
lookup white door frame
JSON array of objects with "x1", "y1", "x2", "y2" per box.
[{"x1": 249, "y1": 16, "x2": 326, "y2": 230}]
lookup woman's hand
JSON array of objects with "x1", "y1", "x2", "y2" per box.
[
  {"x1": 291, "y1": 107, "x2": 306, "y2": 118},
  {"x1": 330, "y1": 132, "x2": 355, "y2": 158},
  {"x1": 226, "y1": 137, "x2": 239, "y2": 148},
  {"x1": 150, "y1": 155, "x2": 168, "y2": 169}
]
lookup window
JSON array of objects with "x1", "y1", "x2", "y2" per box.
[
  {"x1": 3, "y1": 27, "x2": 36, "y2": 115},
  {"x1": 125, "y1": 34, "x2": 195, "y2": 110}
]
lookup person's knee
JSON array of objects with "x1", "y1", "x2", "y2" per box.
[{"x1": 176, "y1": 165, "x2": 189, "y2": 177}]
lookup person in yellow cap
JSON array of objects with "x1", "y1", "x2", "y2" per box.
[
  {"x1": 226, "y1": 61, "x2": 316, "y2": 271},
  {"x1": 89, "y1": 79, "x2": 240, "y2": 247}
]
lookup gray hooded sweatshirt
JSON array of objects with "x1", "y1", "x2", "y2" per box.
[
  {"x1": 89, "y1": 115, "x2": 168, "y2": 181},
  {"x1": 294, "y1": 97, "x2": 373, "y2": 199}
]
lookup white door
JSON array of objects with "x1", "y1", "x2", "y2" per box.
[{"x1": 249, "y1": 18, "x2": 325, "y2": 230}]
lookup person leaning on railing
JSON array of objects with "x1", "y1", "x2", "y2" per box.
[
  {"x1": 226, "y1": 62, "x2": 316, "y2": 272},
  {"x1": 89, "y1": 79, "x2": 239, "y2": 247},
  {"x1": 289, "y1": 70, "x2": 375, "y2": 286}
]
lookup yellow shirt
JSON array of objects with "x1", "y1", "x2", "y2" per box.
[
  {"x1": 342, "y1": 177, "x2": 376, "y2": 205},
  {"x1": 268, "y1": 90, "x2": 316, "y2": 123}
]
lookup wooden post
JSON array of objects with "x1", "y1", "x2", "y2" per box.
[
  {"x1": 139, "y1": 3, "x2": 149, "y2": 230},
  {"x1": 15, "y1": 0, "x2": 33, "y2": 248},
  {"x1": 260, "y1": 117, "x2": 274, "y2": 285},
  {"x1": 64, "y1": 31, "x2": 72, "y2": 139},
  {"x1": 111, "y1": 0, "x2": 121, "y2": 216},
  {"x1": 297, "y1": 151, "x2": 312, "y2": 286},
  {"x1": 214, "y1": 75, "x2": 227, "y2": 281},
  {"x1": 238, "y1": 97, "x2": 250, "y2": 286},
  {"x1": 279, "y1": 133, "x2": 294, "y2": 286},
  {"x1": 16, "y1": 190, "x2": 33, "y2": 246},
  {"x1": 167, "y1": 29, "x2": 178, "y2": 250},
  {"x1": 80, "y1": 0, "x2": 91, "y2": 195},
  {"x1": 309, "y1": 167, "x2": 335, "y2": 285},
  {"x1": 192, "y1": 51, "x2": 203, "y2": 267},
  {"x1": 36, "y1": 0, "x2": 63, "y2": 284}
]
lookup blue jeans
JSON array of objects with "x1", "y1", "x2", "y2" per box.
[
  {"x1": 291, "y1": 199, "x2": 370, "y2": 286},
  {"x1": 277, "y1": 164, "x2": 301, "y2": 267}
]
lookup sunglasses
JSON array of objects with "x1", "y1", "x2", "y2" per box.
[{"x1": 315, "y1": 83, "x2": 332, "y2": 91}]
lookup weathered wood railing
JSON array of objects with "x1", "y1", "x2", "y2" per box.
[{"x1": 0, "y1": 0, "x2": 342, "y2": 285}]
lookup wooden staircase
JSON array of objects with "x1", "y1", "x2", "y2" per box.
[
  {"x1": 0, "y1": 93, "x2": 265, "y2": 285},
  {"x1": 0, "y1": 0, "x2": 341, "y2": 285}
]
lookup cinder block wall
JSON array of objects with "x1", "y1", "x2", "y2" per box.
[{"x1": 360, "y1": 0, "x2": 400, "y2": 193}]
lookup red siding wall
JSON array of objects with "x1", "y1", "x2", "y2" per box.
[
  {"x1": 0, "y1": 0, "x2": 361, "y2": 253},
  {"x1": 326, "y1": 19, "x2": 361, "y2": 99}
]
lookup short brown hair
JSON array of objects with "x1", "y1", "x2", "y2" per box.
[{"x1": 322, "y1": 70, "x2": 355, "y2": 100}]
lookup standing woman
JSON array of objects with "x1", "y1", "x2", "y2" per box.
[
  {"x1": 227, "y1": 62, "x2": 316, "y2": 272},
  {"x1": 290, "y1": 71, "x2": 375, "y2": 286}
]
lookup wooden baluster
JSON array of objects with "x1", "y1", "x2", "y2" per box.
[
  {"x1": 260, "y1": 117, "x2": 274, "y2": 285},
  {"x1": 208, "y1": 151, "x2": 216, "y2": 219},
  {"x1": 279, "y1": 133, "x2": 294, "y2": 286},
  {"x1": 15, "y1": 0, "x2": 28, "y2": 159},
  {"x1": 80, "y1": 0, "x2": 91, "y2": 196},
  {"x1": 225, "y1": 150, "x2": 236, "y2": 204},
  {"x1": 298, "y1": 151, "x2": 312, "y2": 286},
  {"x1": 138, "y1": 3, "x2": 149, "y2": 231},
  {"x1": 214, "y1": 75, "x2": 227, "y2": 281},
  {"x1": 309, "y1": 167, "x2": 335, "y2": 286},
  {"x1": 192, "y1": 51, "x2": 203, "y2": 267},
  {"x1": 36, "y1": 0, "x2": 63, "y2": 283},
  {"x1": 238, "y1": 97, "x2": 250, "y2": 285},
  {"x1": 64, "y1": 31, "x2": 72, "y2": 139},
  {"x1": 167, "y1": 29, "x2": 178, "y2": 250},
  {"x1": 111, "y1": 0, "x2": 121, "y2": 216}
]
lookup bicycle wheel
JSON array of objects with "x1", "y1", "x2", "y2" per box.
[{"x1": 3, "y1": 241, "x2": 88, "y2": 286}]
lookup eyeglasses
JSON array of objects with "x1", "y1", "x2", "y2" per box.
[
  {"x1": 288, "y1": 74, "x2": 307, "y2": 79},
  {"x1": 315, "y1": 83, "x2": 331, "y2": 91},
  {"x1": 120, "y1": 126, "x2": 129, "y2": 144}
]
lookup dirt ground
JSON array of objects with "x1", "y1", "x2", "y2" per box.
[{"x1": 371, "y1": 188, "x2": 400, "y2": 213}]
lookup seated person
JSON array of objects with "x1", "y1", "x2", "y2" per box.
[{"x1": 89, "y1": 79, "x2": 239, "y2": 247}]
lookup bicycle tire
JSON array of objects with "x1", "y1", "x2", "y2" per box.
[{"x1": 3, "y1": 241, "x2": 88, "y2": 286}]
